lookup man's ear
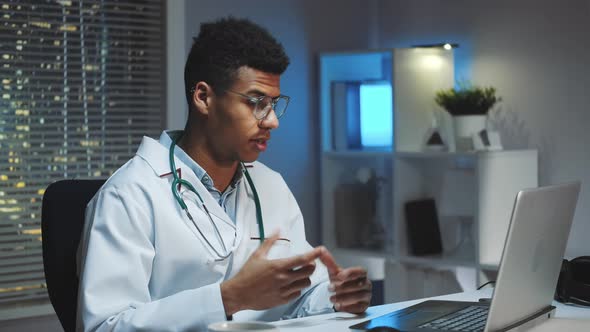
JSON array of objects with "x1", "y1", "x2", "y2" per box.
[{"x1": 191, "y1": 81, "x2": 213, "y2": 116}]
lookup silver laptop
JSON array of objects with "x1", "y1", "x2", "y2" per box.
[{"x1": 351, "y1": 182, "x2": 581, "y2": 332}]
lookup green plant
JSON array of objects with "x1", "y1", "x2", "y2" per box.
[{"x1": 435, "y1": 84, "x2": 502, "y2": 116}]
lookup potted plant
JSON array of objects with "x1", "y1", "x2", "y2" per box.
[{"x1": 435, "y1": 83, "x2": 502, "y2": 150}]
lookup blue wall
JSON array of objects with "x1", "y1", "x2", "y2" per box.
[{"x1": 183, "y1": 0, "x2": 377, "y2": 244}]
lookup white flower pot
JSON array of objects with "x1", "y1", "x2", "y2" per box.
[{"x1": 453, "y1": 115, "x2": 487, "y2": 151}]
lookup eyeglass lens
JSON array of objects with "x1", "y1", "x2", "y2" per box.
[{"x1": 254, "y1": 96, "x2": 288, "y2": 120}]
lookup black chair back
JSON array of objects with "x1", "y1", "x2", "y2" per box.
[{"x1": 41, "y1": 179, "x2": 105, "y2": 332}]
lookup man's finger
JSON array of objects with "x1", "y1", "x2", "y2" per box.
[
  {"x1": 256, "y1": 232, "x2": 281, "y2": 257},
  {"x1": 330, "y1": 289, "x2": 372, "y2": 308},
  {"x1": 318, "y1": 247, "x2": 341, "y2": 276},
  {"x1": 331, "y1": 276, "x2": 371, "y2": 294},
  {"x1": 276, "y1": 247, "x2": 323, "y2": 269},
  {"x1": 275, "y1": 264, "x2": 316, "y2": 287},
  {"x1": 283, "y1": 290, "x2": 302, "y2": 304},
  {"x1": 337, "y1": 301, "x2": 370, "y2": 314},
  {"x1": 287, "y1": 263, "x2": 316, "y2": 280},
  {"x1": 280, "y1": 277, "x2": 312, "y2": 297},
  {"x1": 336, "y1": 267, "x2": 367, "y2": 282}
]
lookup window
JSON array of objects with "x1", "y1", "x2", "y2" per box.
[{"x1": 0, "y1": 0, "x2": 164, "y2": 312}]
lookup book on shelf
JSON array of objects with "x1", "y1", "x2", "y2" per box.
[{"x1": 331, "y1": 81, "x2": 361, "y2": 151}]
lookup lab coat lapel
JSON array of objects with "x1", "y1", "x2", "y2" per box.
[
  {"x1": 135, "y1": 136, "x2": 235, "y2": 228},
  {"x1": 234, "y1": 174, "x2": 256, "y2": 248},
  {"x1": 178, "y1": 170, "x2": 235, "y2": 229}
]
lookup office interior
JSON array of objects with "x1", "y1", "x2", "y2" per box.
[{"x1": 1, "y1": 0, "x2": 589, "y2": 330}]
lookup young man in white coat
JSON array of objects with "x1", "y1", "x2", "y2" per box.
[{"x1": 76, "y1": 17, "x2": 372, "y2": 331}]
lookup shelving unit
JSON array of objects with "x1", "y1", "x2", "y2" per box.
[
  {"x1": 391, "y1": 150, "x2": 538, "y2": 301},
  {"x1": 319, "y1": 49, "x2": 539, "y2": 304}
]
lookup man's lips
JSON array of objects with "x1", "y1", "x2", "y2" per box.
[
  {"x1": 250, "y1": 137, "x2": 270, "y2": 151},
  {"x1": 251, "y1": 135, "x2": 270, "y2": 143}
]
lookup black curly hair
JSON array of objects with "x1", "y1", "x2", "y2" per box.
[{"x1": 184, "y1": 17, "x2": 290, "y2": 111}]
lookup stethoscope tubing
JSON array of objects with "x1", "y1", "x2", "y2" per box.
[{"x1": 169, "y1": 138, "x2": 264, "y2": 261}]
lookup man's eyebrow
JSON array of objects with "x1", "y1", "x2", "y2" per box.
[
  {"x1": 244, "y1": 89, "x2": 266, "y2": 96},
  {"x1": 245, "y1": 89, "x2": 280, "y2": 98}
]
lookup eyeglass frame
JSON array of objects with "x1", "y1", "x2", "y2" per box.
[
  {"x1": 188, "y1": 86, "x2": 290, "y2": 120},
  {"x1": 225, "y1": 90, "x2": 290, "y2": 120}
]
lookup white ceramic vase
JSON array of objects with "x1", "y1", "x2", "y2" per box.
[{"x1": 453, "y1": 115, "x2": 487, "y2": 151}]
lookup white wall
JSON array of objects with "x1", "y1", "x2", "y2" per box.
[
  {"x1": 377, "y1": 0, "x2": 590, "y2": 258},
  {"x1": 182, "y1": 0, "x2": 378, "y2": 245}
]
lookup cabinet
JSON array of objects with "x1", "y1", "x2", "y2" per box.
[{"x1": 318, "y1": 49, "x2": 538, "y2": 303}]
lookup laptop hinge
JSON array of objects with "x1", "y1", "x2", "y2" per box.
[{"x1": 494, "y1": 306, "x2": 556, "y2": 332}]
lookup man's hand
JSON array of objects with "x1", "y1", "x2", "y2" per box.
[
  {"x1": 319, "y1": 247, "x2": 372, "y2": 314},
  {"x1": 221, "y1": 233, "x2": 322, "y2": 316}
]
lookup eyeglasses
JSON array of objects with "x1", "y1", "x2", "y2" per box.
[
  {"x1": 188, "y1": 86, "x2": 290, "y2": 120},
  {"x1": 226, "y1": 90, "x2": 290, "y2": 120}
]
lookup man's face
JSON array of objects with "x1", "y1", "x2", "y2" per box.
[{"x1": 206, "y1": 66, "x2": 281, "y2": 163}]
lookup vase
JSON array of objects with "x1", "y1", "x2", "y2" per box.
[{"x1": 453, "y1": 115, "x2": 487, "y2": 151}]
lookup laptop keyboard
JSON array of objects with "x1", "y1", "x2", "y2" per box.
[{"x1": 418, "y1": 305, "x2": 488, "y2": 332}]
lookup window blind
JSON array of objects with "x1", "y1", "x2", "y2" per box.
[{"x1": 0, "y1": 0, "x2": 164, "y2": 310}]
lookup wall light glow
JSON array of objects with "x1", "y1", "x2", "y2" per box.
[{"x1": 419, "y1": 55, "x2": 444, "y2": 70}]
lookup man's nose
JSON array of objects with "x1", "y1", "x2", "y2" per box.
[{"x1": 260, "y1": 108, "x2": 279, "y2": 130}]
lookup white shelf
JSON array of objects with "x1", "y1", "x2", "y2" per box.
[
  {"x1": 395, "y1": 149, "x2": 536, "y2": 159},
  {"x1": 399, "y1": 253, "x2": 477, "y2": 269},
  {"x1": 323, "y1": 150, "x2": 392, "y2": 158},
  {"x1": 395, "y1": 150, "x2": 478, "y2": 159}
]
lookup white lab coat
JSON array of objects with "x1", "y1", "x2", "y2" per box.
[{"x1": 76, "y1": 132, "x2": 333, "y2": 332}]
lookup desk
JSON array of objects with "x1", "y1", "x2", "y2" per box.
[{"x1": 273, "y1": 289, "x2": 590, "y2": 331}]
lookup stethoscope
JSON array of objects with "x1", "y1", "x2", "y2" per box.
[{"x1": 169, "y1": 138, "x2": 265, "y2": 261}]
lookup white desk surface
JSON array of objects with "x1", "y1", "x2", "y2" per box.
[{"x1": 272, "y1": 289, "x2": 590, "y2": 331}]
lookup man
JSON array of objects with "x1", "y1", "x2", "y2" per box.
[{"x1": 77, "y1": 17, "x2": 371, "y2": 331}]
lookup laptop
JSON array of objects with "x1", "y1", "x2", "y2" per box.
[{"x1": 351, "y1": 182, "x2": 581, "y2": 332}]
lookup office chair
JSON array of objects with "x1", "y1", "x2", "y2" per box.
[{"x1": 41, "y1": 179, "x2": 105, "y2": 332}]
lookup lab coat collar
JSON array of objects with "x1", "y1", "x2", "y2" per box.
[
  {"x1": 135, "y1": 132, "x2": 236, "y2": 230},
  {"x1": 135, "y1": 130, "x2": 210, "y2": 179},
  {"x1": 159, "y1": 131, "x2": 245, "y2": 193},
  {"x1": 135, "y1": 134, "x2": 173, "y2": 177}
]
